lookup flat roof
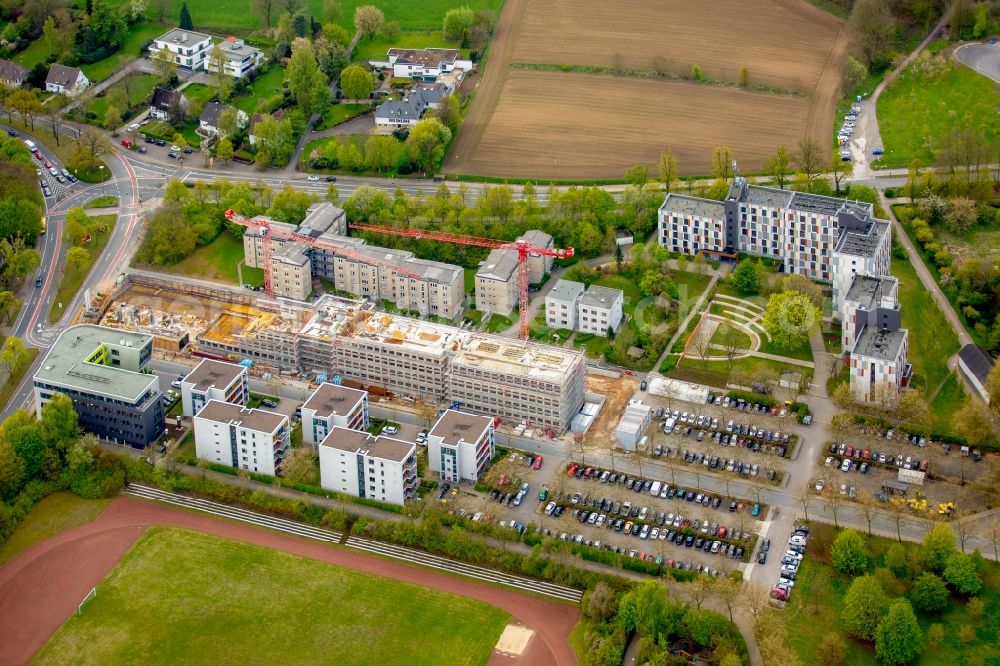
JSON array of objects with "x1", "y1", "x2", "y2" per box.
[
  {"x1": 659, "y1": 193, "x2": 725, "y2": 219},
  {"x1": 547, "y1": 279, "x2": 585, "y2": 304},
  {"x1": 835, "y1": 220, "x2": 889, "y2": 258},
  {"x1": 34, "y1": 325, "x2": 157, "y2": 401},
  {"x1": 617, "y1": 402, "x2": 650, "y2": 434},
  {"x1": 300, "y1": 202, "x2": 344, "y2": 234},
  {"x1": 388, "y1": 48, "x2": 459, "y2": 68},
  {"x1": 155, "y1": 28, "x2": 211, "y2": 44},
  {"x1": 743, "y1": 184, "x2": 793, "y2": 209},
  {"x1": 183, "y1": 359, "x2": 245, "y2": 391},
  {"x1": 581, "y1": 285, "x2": 623, "y2": 309},
  {"x1": 476, "y1": 248, "x2": 519, "y2": 281},
  {"x1": 320, "y1": 426, "x2": 414, "y2": 462},
  {"x1": 518, "y1": 229, "x2": 553, "y2": 247},
  {"x1": 429, "y1": 409, "x2": 492, "y2": 446},
  {"x1": 845, "y1": 275, "x2": 897, "y2": 310},
  {"x1": 454, "y1": 334, "x2": 584, "y2": 383},
  {"x1": 854, "y1": 325, "x2": 907, "y2": 361},
  {"x1": 304, "y1": 382, "x2": 367, "y2": 418},
  {"x1": 195, "y1": 399, "x2": 286, "y2": 433}
]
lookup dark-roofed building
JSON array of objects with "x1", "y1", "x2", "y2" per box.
[
  {"x1": 319, "y1": 426, "x2": 417, "y2": 505},
  {"x1": 301, "y1": 382, "x2": 369, "y2": 444},
  {"x1": 193, "y1": 400, "x2": 290, "y2": 475},
  {"x1": 0, "y1": 59, "x2": 28, "y2": 87},
  {"x1": 373, "y1": 85, "x2": 447, "y2": 134},
  {"x1": 45, "y1": 63, "x2": 89, "y2": 96},
  {"x1": 198, "y1": 101, "x2": 247, "y2": 138},
  {"x1": 958, "y1": 344, "x2": 995, "y2": 404},
  {"x1": 179, "y1": 358, "x2": 249, "y2": 417},
  {"x1": 427, "y1": 409, "x2": 495, "y2": 482},
  {"x1": 149, "y1": 87, "x2": 187, "y2": 120},
  {"x1": 247, "y1": 108, "x2": 283, "y2": 146}
]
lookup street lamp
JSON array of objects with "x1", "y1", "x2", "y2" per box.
[{"x1": 99, "y1": 165, "x2": 106, "y2": 195}]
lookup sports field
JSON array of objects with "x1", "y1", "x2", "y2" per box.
[
  {"x1": 34, "y1": 527, "x2": 509, "y2": 666},
  {"x1": 450, "y1": 0, "x2": 848, "y2": 178}
]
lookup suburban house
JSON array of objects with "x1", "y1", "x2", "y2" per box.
[
  {"x1": 247, "y1": 108, "x2": 283, "y2": 146},
  {"x1": 0, "y1": 59, "x2": 28, "y2": 87},
  {"x1": 578, "y1": 285, "x2": 624, "y2": 336},
  {"x1": 370, "y1": 48, "x2": 473, "y2": 82},
  {"x1": 373, "y1": 84, "x2": 447, "y2": 134},
  {"x1": 958, "y1": 344, "x2": 995, "y2": 404},
  {"x1": 193, "y1": 400, "x2": 291, "y2": 476},
  {"x1": 426, "y1": 409, "x2": 495, "y2": 483},
  {"x1": 545, "y1": 279, "x2": 585, "y2": 331},
  {"x1": 208, "y1": 36, "x2": 265, "y2": 79},
  {"x1": 318, "y1": 427, "x2": 417, "y2": 505},
  {"x1": 179, "y1": 358, "x2": 249, "y2": 418},
  {"x1": 300, "y1": 382, "x2": 369, "y2": 445},
  {"x1": 475, "y1": 249, "x2": 520, "y2": 317},
  {"x1": 148, "y1": 87, "x2": 188, "y2": 120},
  {"x1": 198, "y1": 101, "x2": 248, "y2": 138},
  {"x1": 151, "y1": 27, "x2": 212, "y2": 70},
  {"x1": 44, "y1": 64, "x2": 89, "y2": 96}
]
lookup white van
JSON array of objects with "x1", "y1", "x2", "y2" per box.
[
  {"x1": 24, "y1": 139, "x2": 36, "y2": 151},
  {"x1": 649, "y1": 481, "x2": 662, "y2": 497}
]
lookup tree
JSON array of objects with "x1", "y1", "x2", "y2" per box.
[
  {"x1": 841, "y1": 575, "x2": 887, "y2": 640},
  {"x1": 292, "y1": 12, "x2": 308, "y2": 37},
  {"x1": 909, "y1": 572, "x2": 948, "y2": 613},
  {"x1": 0, "y1": 240, "x2": 41, "y2": 290},
  {"x1": 0, "y1": 291, "x2": 23, "y2": 326},
  {"x1": 207, "y1": 44, "x2": 232, "y2": 101},
  {"x1": 103, "y1": 104, "x2": 122, "y2": 135},
  {"x1": 135, "y1": 202, "x2": 197, "y2": 265},
  {"x1": 443, "y1": 5, "x2": 475, "y2": 41},
  {"x1": 830, "y1": 150, "x2": 849, "y2": 194},
  {"x1": 875, "y1": 599, "x2": 922, "y2": 666},
  {"x1": 252, "y1": 114, "x2": 294, "y2": 167},
  {"x1": 623, "y1": 163, "x2": 648, "y2": 188},
  {"x1": 926, "y1": 624, "x2": 944, "y2": 651},
  {"x1": 406, "y1": 117, "x2": 451, "y2": 176},
  {"x1": 762, "y1": 290, "x2": 820, "y2": 350},
  {"x1": 816, "y1": 631, "x2": 847, "y2": 666},
  {"x1": 286, "y1": 43, "x2": 330, "y2": 114},
  {"x1": 794, "y1": 137, "x2": 823, "y2": 186},
  {"x1": 832, "y1": 528, "x2": 868, "y2": 575},
  {"x1": 314, "y1": 37, "x2": 350, "y2": 80},
  {"x1": 851, "y1": 0, "x2": 894, "y2": 67},
  {"x1": 150, "y1": 47, "x2": 178, "y2": 84},
  {"x1": 40, "y1": 392, "x2": 78, "y2": 449},
  {"x1": 65, "y1": 246, "x2": 90, "y2": 278},
  {"x1": 738, "y1": 66, "x2": 749, "y2": 88},
  {"x1": 150, "y1": 0, "x2": 170, "y2": 21},
  {"x1": 781, "y1": 274, "x2": 822, "y2": 308},
  {"x1": 943, "y1": 552, "x2": 981, "y2": 595},
  {"x1": 339, "y1": 64, "x2": 374, "y2": 102},
  {"x1": 986, "y1": 363, "x2": 1000, "y2": 419},
  {"x1": 71, "y1": 126, "x2": 111, "y2": 176},
  {"x1": 765, "y1": 144, "x2": 792, "y2": 189},
  {"x1": 0, "y1": 336, "x2": 32, "y2": 378},
  {"x1": 215, "y1": 137, "x2": 233, "y2": 165},
  {"x1": 658, "y1": 149, "x2": 679, "y2": 193},
  {"x1": 323, "y1": 0, "x2": 342, "y2": 22},
  {"x1": 326, "y1": 182, "x2": 340, "y2": 204},
  {"x1": 944, "y1": 197, "x2": 977, "y2": 235},
  {"x1": 8, "y1": 88, "x2": 42, "y2": 130},
  {"x1": 843, "y1": 55, "x2": 868, "y2": 93},
  {"x1": 712, "y1": 146, "x2": 734, "y2": 181},
  {"x1": 178, "y1": 0, "x2": 193, "y2": 29},
  {"x1": 731, "y1": 259, "x2": 759, "y2": 295},
  {"x1": 353, "y1": 5, "x2": 384, "y2": 39}
]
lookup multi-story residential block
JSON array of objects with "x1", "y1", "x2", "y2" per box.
[
  {"x1": 373, "y1": 48, "x2": 473, "y2": 81},
  {"x1": 301, "y1": 383, "x2": 369, "y2": 445},
  {"x1": 269, "y1": 244, "x2": 313, "y2": 301},
  {"x1": 545, "y1": 279, "x2": 585, "y2": 330},
  {"x1": 849, "y1": 325, "x2": 911, "y2": 404},
  {"x1": 150, "y1": 28, "x2": 212, "y2": 70},
  {"x1": 33, "y1": 325, "x2": 164, "y2": 448},
  {"x1": 839, "y1": 275, "x2": 900, "y2": 353},
  {"x1": 519, "y1": 230, "x2": 554, "y2": 284},
  {"x1": 179, "y1": 358, "x2": 249, "y2": 417},
  {"x1": 578, "y1": 285, "x2": 624, "y2": 337},
  {"x1": 193, "y1": 400, "x2": 290, "y2": 475},
  {"x1": 0, "y1": 59, "x2": 28, "y2": 87},
  {"x1": 44, "y1": 64, "x2": 89, "y2": 96},
  {"x1": 830, "y1": 218, "x2": 892, "y2": 312},
  {"x1": 475, "y1": 249, "x2": 519, "y2": 316},
  {"x1": 427, "y1": 409, "x2": 495, "y2": 482},
  {"x1": 208, "y1": 36, "x2": 264, "y2": 78},
  {"x1": 318, "y1": 427, "x2": 417, "y2": 505}
]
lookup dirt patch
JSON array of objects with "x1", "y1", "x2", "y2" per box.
[
  {"x1": 583, "y1": 372, "x2": 639, "y2": 448},
  {"x1": 495, "y1": 624, "x2": 534, "y2": 657}
]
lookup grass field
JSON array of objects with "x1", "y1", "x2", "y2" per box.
[
  {"x1": 35, "y1": 527, "x2": 509, "y2": 665},
  {"x1": 876, "y1": 54, "x2": 1000, "y2": 168},
  {"x1": 928, "y1": 371, "x2": 967, "y2": 433},
  {"x1": 0, "y1": 492, "x2": 109, "y2": 566},
  {"x1": 353, "y1": 30, "x2": 454, "y2": 62},
  {"x1": 84, "y1": 196, "x2": 118, "y2": 208},
  {"x1": 783, "y1": 523, "x2": 1000, "y2": 666},
  {"x1": 709, "y1": 323, "x2": 753, "y2": 350},
  {"x1": 891, "y1": 256, "x2": 959, "y2": 394},
  {"x1": 232, "y1": 65, "x2": 285, "y2": 115},
  {"x1": 48, "y1": 214, "x2": 115, "y2": 324},
  {"x1": 591, "y1": 273, "x2": 642, "y2": 315},
  {"x1": 138, "y1": 233, "x2": 263, "y2": 286},
  {"x1": 87, "y1": 73, "x2": 157, "y2": 121},
  {"x1": 314, "y1": 102, "x2": 371, "y2": 131},
  {"x1": 80, "y1": 22, "x2": 169, "y2": 83},
  {"x1": 485, "y1": 312, "x2": 515, "y2": 332}
]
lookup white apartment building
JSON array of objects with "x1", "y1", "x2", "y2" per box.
[
  {"x1": 839, "y1": 275, "x2": 900, "y2": 353},
  {"x1": 208, "y1": 37, "x2": 264, "y2": 78},
  {"x1": 319, "y1": 427, "x2": 417, "y2": 505},
  {"x1": 427, "y1": 409, "x2": 495, "y2": 482},
  {"x1": 830, "y1": 219, "x2": 892, "y2": 312},
  {"x1": 150, "y1": 28, "x2": 212, "y2": 70},
  {"x1": 373, "y1": 48, "x2": 473, "y2": 81},
  {"x1": 577, "y1": 285, "x2": 624, "y2": 337},
  {"x1": 545, "y1": 279, "x2": 585, "y2": 330},
  {"x1": 849, "y1": 326, "x2": 911, "y2": 404},
  {"x1": 179, "y1": 358, "x2": 249, "y2": 417},
  {"x1": 300, "y1": 382, "x2": 369, "y2": 445},
  {"x1": 193, "y1": 400, "x2": 291, "y2": 476},
  {"x1": 475, "y1": 249, "x2": 519, "y2": 316}
]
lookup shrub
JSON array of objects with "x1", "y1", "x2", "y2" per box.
[{"x1": 909, "y1": 572, "x2": 948, "y2": 613}]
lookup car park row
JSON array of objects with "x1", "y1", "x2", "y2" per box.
[
  {"x1": 768, "y1": 524, "x2": 810, "y2": 603},
  {"x1": 661, "y1": 410, "x2": 794, "y2": 459},
  {"x1": 826, "y1": 442, "x2": 930, "y2": 474}
]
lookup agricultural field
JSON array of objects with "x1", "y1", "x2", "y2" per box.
[
  {"x1": 35, "y1": 527, "x2": 509, "y2": 666},
  {"x1": 450, "y1": 0, "x2": 848, "y2": 178}
]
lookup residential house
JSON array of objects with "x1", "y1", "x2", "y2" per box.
[
  {"x1": 208, "y1": 36, "x2": 264, "y2": 79},
  {"x1": 150, "y1": 28, "x2": 213, "y2": 70},
  {"x1": 545, "y1": 279, "x2": 585, "y2": 331},
  {"x1": 44, "y1": 64, "x2": 89, "y2": 96},
  {"x1": 373, "y1": 83, "x2": 446, "y2": 134},
  {"x1": 578, "y1": 285, "x2": 624, "y2": 336},
  {"x1": 0, "y1": 59, "x2": 28, "y2": 87},
  {"x1": 199, "y1": 101, "x2": 248, "y2": 138},
  {"x1": 179, "y1": 358, "x2": 249, "y2": 417},
  {"x1": 374, "y1": 48, "x2": 473, "y2": 82},
  {"x1": 475, "y1": 249, "x2": 519, "y2": 317},
  {"x1": 426, "y1": 409, "x2": 495, "y2": 483},
  {"x1": 318, "y1": 427, "x2": 417, "y2": 505},
  {"x1": 148, "y1": 87, "x2": 188, "y2": 120},
  {"x1": 193, "y1": 400, "x2": 291, "y2": 476},
  {"x1": 300, "y1": 382, "x2": 369, "y2": 445},
  {"x1": 247, "y1": 108, "x2": 283, "y2": 146}
]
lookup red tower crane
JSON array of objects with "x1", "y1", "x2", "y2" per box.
[
  {"x1": 349, "y1": 224, "x2": 574, "y2": 339},
  {"x1": 224, "y1": 209, "x2": 423, "y2": 301}
]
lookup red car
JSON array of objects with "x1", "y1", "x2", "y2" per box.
[
  {"x1": 121, "y1": 138, "x2": 131, "y2": 148},
  {"x1": 43, "y1": 160, "x2": 52, "y2": 168},
  {"x1": 862, "y1": 449, "x2": 871, "y2": 461},
  {"x1": 532, "y1": 455, "x2": 543, "y2": 470},
  {"x1": 566, "y1": 463, "x2": 578, "y2": 477},
  {"x1": 846, "y1": 445, "x2": 854, "y2": 458},
  {"x1": 33, "y1": 150, "x2": 42, "y2": 159}
]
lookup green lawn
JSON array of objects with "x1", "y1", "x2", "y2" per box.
[
  {"x1": 590, "y1": 273, "x2": 642, "y2": 315},
  {"x1": 463, "y1": 268, "x2": 476, "y2": 294},
  {"x1": 86, "y1": 73, "x2": 158, "y2": 122},
  {"x1": 876, "y1": 56, "x2": 1000, "y2": 168},
  {"x1": 677, "y1": 353, "x2": 812, "y2": 388},
  {"x1": 84, "y1": 195, "x2": 118, "y2": 208},
  {"x1": 892, "y1": 256, "x2": 959, "y2": 394},
  {"x1": 144, "y1": 118, "x2": 202, "y2": 148},
  {"x1": 757, "y1": 332, "x2": 814, "y2": 362},
  {"x1": 137, "y1": 232, "x2": 263, "y2": 286},
  {"x1": 13, "y1": 35, "x2": 52, "y2": 69},
  {"x1": 180, "y1": 82, "x2": 217, "y2": 108},
  {"x1": 485, "y1": 312, "x2": 515, "y2": 332},
  {"x1": 672, "y1": 269, "x2": 711, "y2": 305},
  {"x1": 0, "y1": 492, "x2": 110, "y2": 566},
  {"x1": 709, "y1": 322, "x2": 753, "y2": 350},
  {"x1": 928, "y1": 371, "x2": 967, "y2": 433},
  {"x1": 783, "y1": 523, "x2": 1000, "y2": 666},
  {"x1": 48, "y1": 214, "x2": 115, "y2": 324},
  {"x1": 35, "y1": 527, "x2": 509, "y2": 665},
  {"x1": 314, "y1": 102, "x2": 371, "y2": 131},
  {"x1": 352, "y1": 30, "x2": 455, "y2": 62},
  {"x1": 572, "y1": 332, "x2": 608, "y2": 358},
  {"x1": 80, "y1": 22, "x2": 169, "y2": 83},
  {"x1": 232, "y1": 65, "x2": 285, "y2": 115}
]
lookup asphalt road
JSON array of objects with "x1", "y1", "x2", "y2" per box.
[{"x1": 955, "y1": 42, "x2": 1000, "y2": 84}]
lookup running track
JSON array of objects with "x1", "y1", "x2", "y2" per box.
[{"x1": 0, "y1": 497, "x2": 579, "y2": 666}]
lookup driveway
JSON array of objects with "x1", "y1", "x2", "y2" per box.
[{"x1": 955, "y1": 42, "x2": 1000, "y2": 83}]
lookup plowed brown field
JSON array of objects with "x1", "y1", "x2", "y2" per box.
[{"x1": 448, "y1": 0, "x2": 849, "y2": 179}]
